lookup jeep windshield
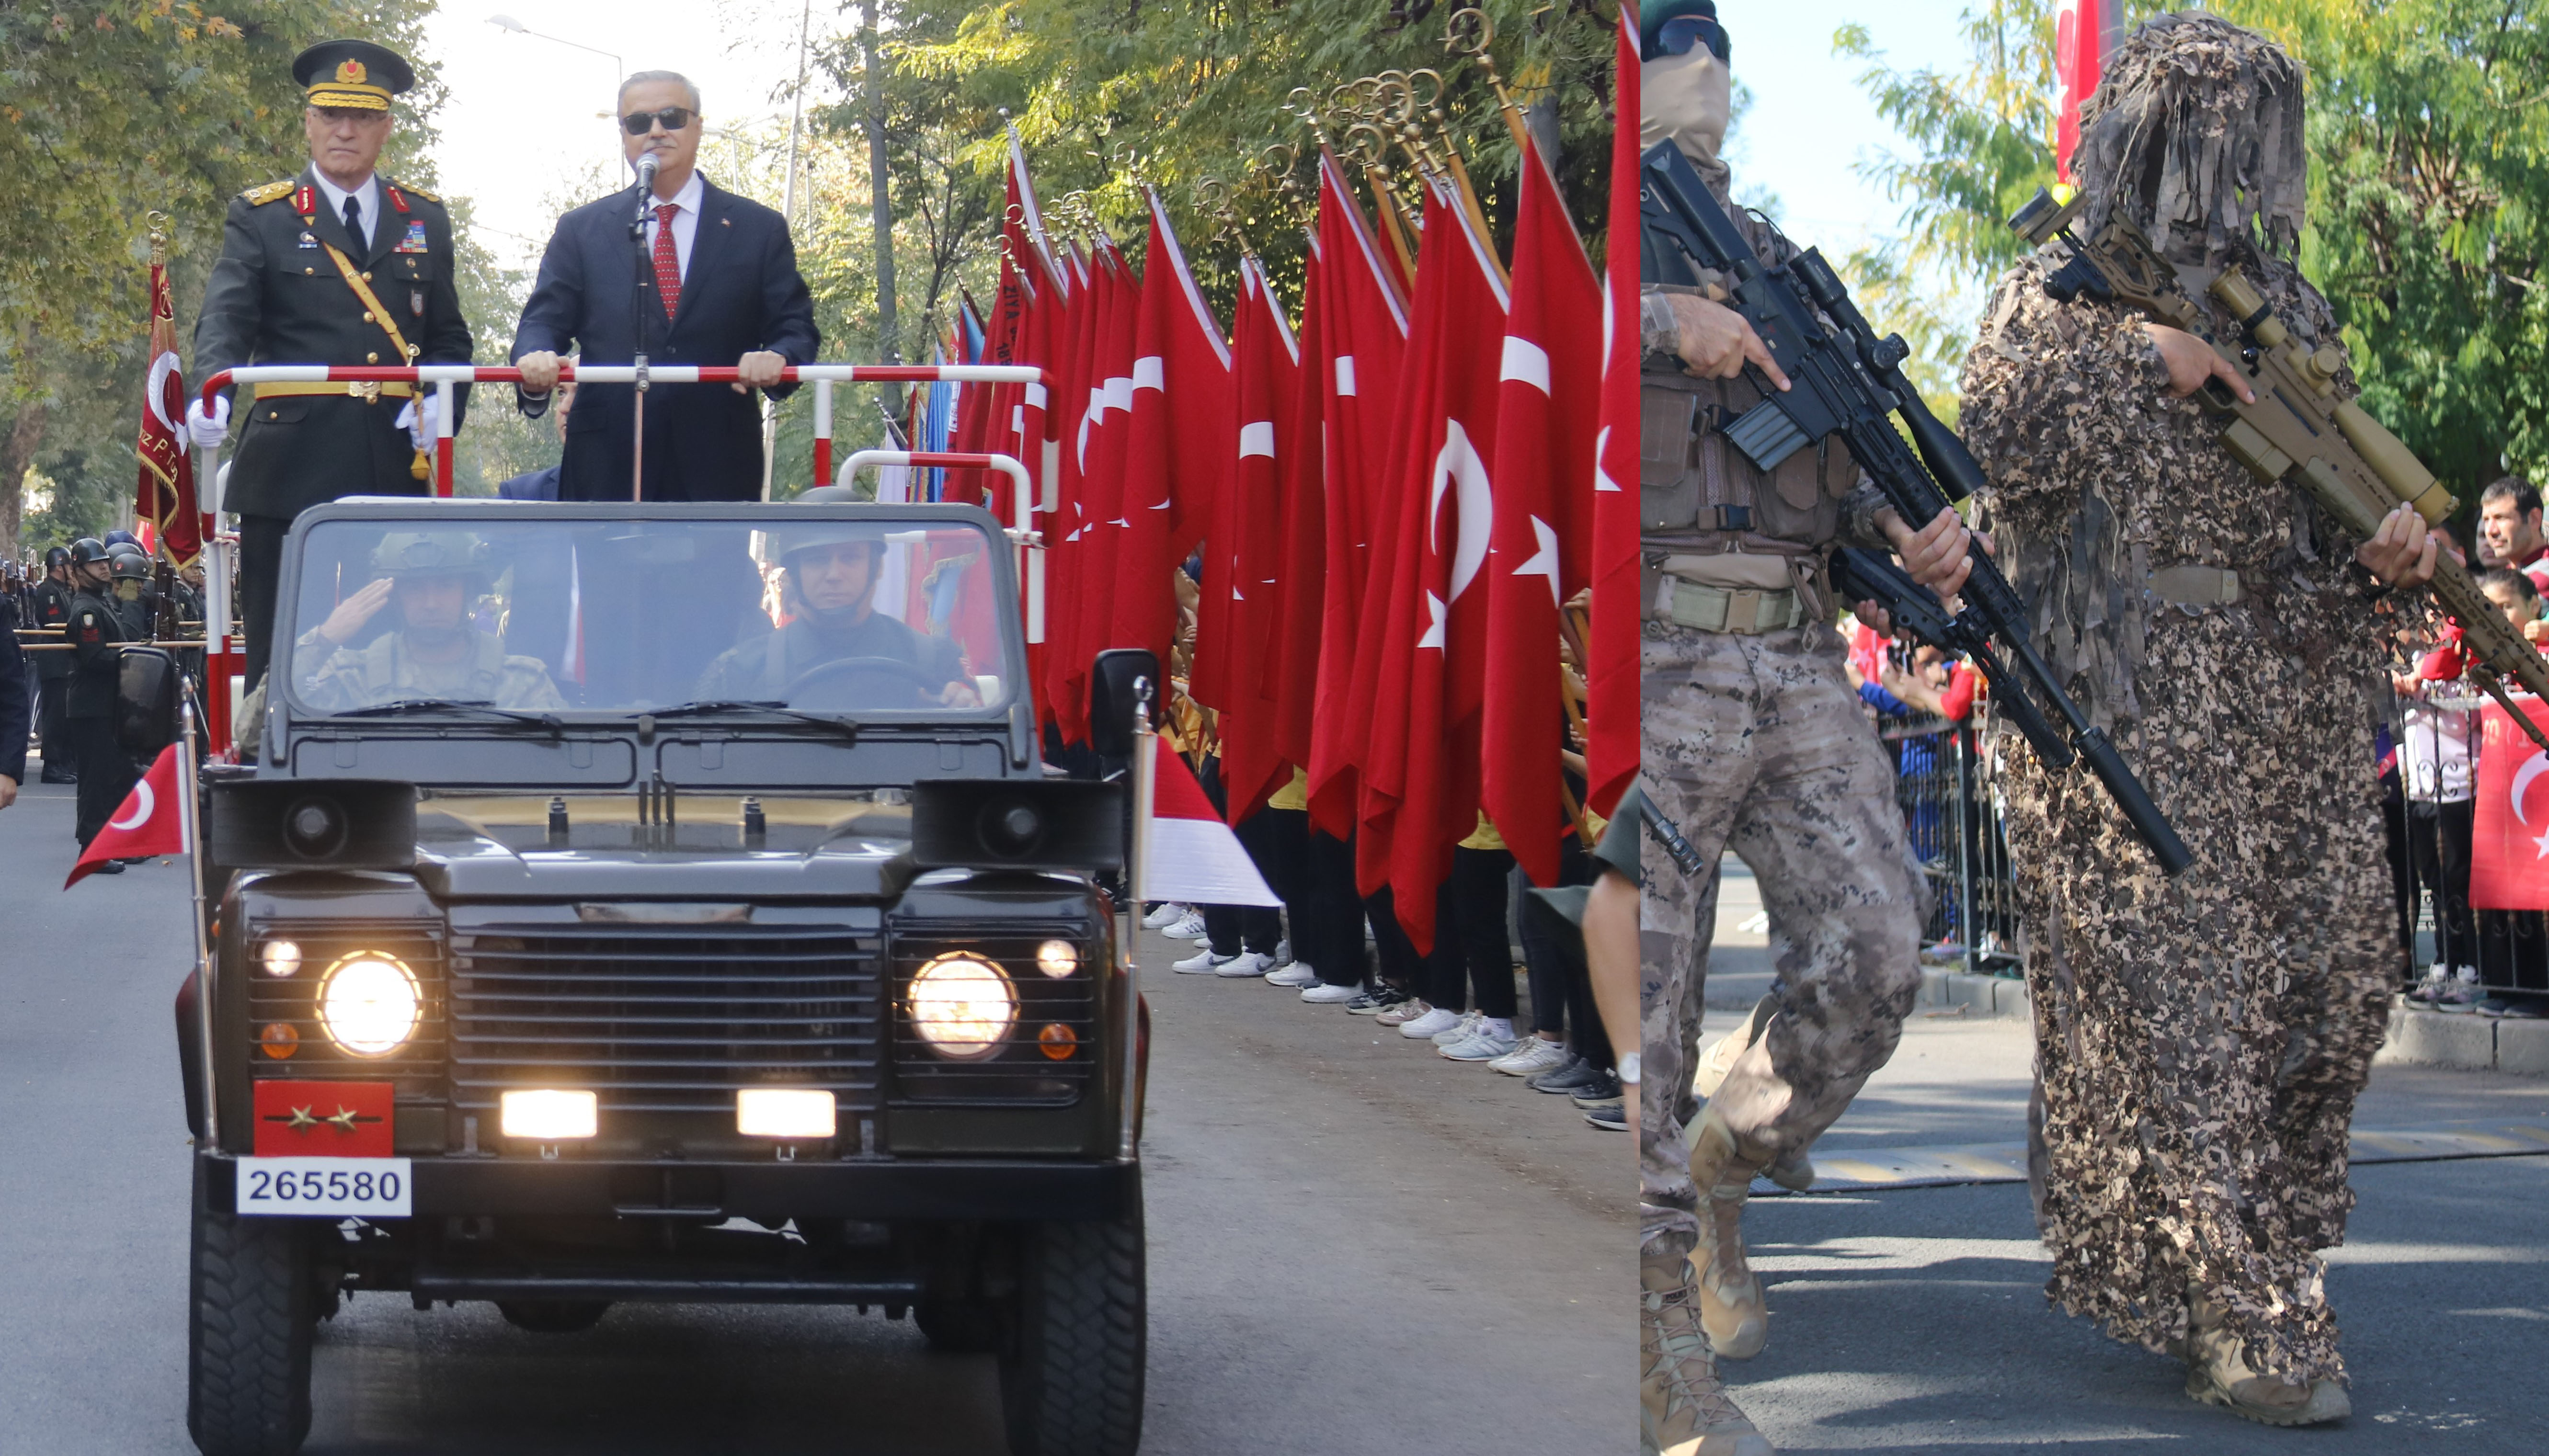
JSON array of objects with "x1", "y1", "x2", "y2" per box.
[{"x1": 278, "y1": 507, "x2": 1020, "y2": 719}]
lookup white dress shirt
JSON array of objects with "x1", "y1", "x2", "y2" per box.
[
  {"x1": 640, "y1": 170, "x2": 706, "y2": 282},
  {"x1": 310, "y1": 169, "x2": 382, "y2": 251}
]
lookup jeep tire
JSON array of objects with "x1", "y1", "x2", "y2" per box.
[
  {"x1": 186, "y1": 1164, "x2": 318, "y2": 1456},
  {"x1": 998, "y1": 1178, "x2": 1145, "y2": 1456}
]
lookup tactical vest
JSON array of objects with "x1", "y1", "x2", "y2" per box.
[{"x1": 1640, "y1": 357, "x2": 1856, "y2": 558}]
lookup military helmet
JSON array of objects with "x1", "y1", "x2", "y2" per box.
[
  {"x1": 109, "y1": 550, "x2": 153, "y2": 582},
  {"x1": 369, "y1": 530, "x2": 488, "y2": 577},
  {"x1": 44, "y1": 546, "x2": 70, "y2": 569},
  {"x1": 102, "y1": 529, "x2": 140, "y2": 550},
  {"x1": 68, "y1": 537, "x2": 110, "y2": 565},
  {"x1": 770, "y1": 485, "x2": 885, "y2": 567}
]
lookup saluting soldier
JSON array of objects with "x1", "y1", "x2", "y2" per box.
[{"x1": 186, "y1": 39, "x2": 472, "y2": 692}]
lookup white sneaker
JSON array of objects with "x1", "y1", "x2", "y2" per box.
[
  {"x1": 1265, "y1": 961, "x2": 1319, "y2": 988},
  {"x1": 1397, "y1": 1006, "x2": 1461, "y2": 1039},
  {"x1": 1142, "y1": 902, "x2": 1188, "y2": 930},
  {"x1": 1300, "y1": 982, "x2": 1362, "y2": 1005},
  {"x1": 1375, "y1": 997, "x2": 1433, "y2": 1027},
  {"x1": 1439, "y1": 1026, "x2": 1520, "y2": 1062},
  {"x1": 1215, "y1": 951, "x2": 1274, "y2": 978},
  {"x1": 1431, "y1": 1011, "x2": 1484, "y2": 1046},
  {"x1": 1163, "y1": 912, "x2": 1210, "y2": 941},
  {"x1": 1172, "y1": 946, "x2": 1235, "y2": 975},
  {"x1": 1490, "y1": 1036, "x2": 1571, "y2": 1077}
]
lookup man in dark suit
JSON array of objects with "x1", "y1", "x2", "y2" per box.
[
  {"x1": 512, "y1": 70, "x2": 820, "y2": 502},
  {"x1": 188, "y1": 39, "x2": 473, "y2": 689}
]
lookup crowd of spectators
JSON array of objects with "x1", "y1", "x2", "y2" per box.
[{"x1": 1154, "y1": 767, "x2": 1627, "y2": 1134}]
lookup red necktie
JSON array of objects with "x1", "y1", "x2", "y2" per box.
[{"x1": 652, "y1": 203, "x2": 682, "y2": 319}]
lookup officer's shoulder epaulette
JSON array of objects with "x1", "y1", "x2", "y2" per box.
[
  {"x1": 394, "y1": 181, "x2": 443, "y2": 205},
  {"x1": 240, "y1": 180, "x2": 295, "y2": 206}
]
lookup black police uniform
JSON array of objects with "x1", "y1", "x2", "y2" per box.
[
  {"x1": 29, "y1": 572, "x2": 76, "y2": 781},
  {"x1": 192, "y1": 42, "x2": 471, "y2": 691},
  {"x1": 0, "y1": 590, "x2": 26, "y2": 796},
  {"x1": 63, "y1": 584, "x2": 137, "y2": 848}
]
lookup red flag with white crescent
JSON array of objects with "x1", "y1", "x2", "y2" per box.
[
  {"x1": 1585, "y1": 3, "x2": 1643, "y2": 820},
  {"x1": 2469, "y1": 697, "x2": 2549, "y2": 910},
  {"x1": 2054, "y1": 0, "x2": 2120, "y2": 184},
  {"x1": 137, "y1": 261, "x2": 202, "y2": 565},
  {"x1": 65, "y1": 743, "x2": 188, "y2": 887}
]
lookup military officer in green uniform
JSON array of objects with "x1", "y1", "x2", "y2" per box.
[
  {"x1": 188, "y1": 38, "x2": 472, "y2": 692},
  {"x1": 282, "y1": 531, "x2": 564, "y2": 713}
]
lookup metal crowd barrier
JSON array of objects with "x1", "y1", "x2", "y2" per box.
[{"x1": 1873, "y1": 707, "x2": 2021, "y2": 979}]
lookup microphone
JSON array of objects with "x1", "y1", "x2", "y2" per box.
[{"x1": 635, "y1": 151, "x2": 660, "y2": 195}]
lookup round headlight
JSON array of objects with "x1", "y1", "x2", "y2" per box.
[
  {"x1": 318, "y1": 952, "x2": 422, "y2": 1057},
  {"x1": 908, "y1": 953, "x2": 1017, "y2": 1060},
  {"x1": 1035, "y1": 939, "x2": 1079, "y2": 978},
  {"x1": 260, "y1": 940, "x2": 302, "y2": 978}
]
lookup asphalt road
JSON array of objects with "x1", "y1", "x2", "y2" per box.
[{"x1": 0, "y1": 771, "x2": 1630, "y2": 1455}]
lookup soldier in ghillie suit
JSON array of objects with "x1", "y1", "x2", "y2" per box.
[{"x1": 1955, "y1": 12, "x2": 2441, "y2": 1426}]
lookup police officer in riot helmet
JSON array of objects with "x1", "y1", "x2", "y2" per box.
[
  {"x1": 104, "y1": 546, "x2": 156, "y2": 638},
  {"x1": 30, "y1": 545, "x2": 80, "y2": 783},
  {"x1": 694, "y1": 487, "x2": 980, "y2": 710},
  {"x1": 61, "y1": 538, "x2": 137, "y2": 864},
  {"x1": 287, "y1": 530, "x2": 564, "y2": 711}
]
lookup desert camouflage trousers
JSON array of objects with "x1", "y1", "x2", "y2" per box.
[{"x1": 1640, "y1": 619, "x2": 1926, "y2": 1257}]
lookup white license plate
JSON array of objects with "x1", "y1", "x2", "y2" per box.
[{"x1": 236, "y1": 1157, "x2": 412, "y2": 1217}]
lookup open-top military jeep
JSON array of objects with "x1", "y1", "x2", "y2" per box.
[{"x1": 177, "y1": 496, "x2": 1148, "y2": 1456}]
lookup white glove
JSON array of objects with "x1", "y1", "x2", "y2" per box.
[
  {"x1": 394, "y1": 395, "x2": 439, "y2": 453},
  {"x1": 184, "y1": 396, "x2": 230, "y2": 449}
]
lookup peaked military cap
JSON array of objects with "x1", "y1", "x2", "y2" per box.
[{"x1": 293, "y1": 39, "x2": 415, "y2": 112}]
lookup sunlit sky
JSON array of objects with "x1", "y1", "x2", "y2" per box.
[{"x1": 409, "y1": 1, "x2": 1983, "y2": 304}]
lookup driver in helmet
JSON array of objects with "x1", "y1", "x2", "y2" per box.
[
  {"x1": 289, "y1": 530, "x2": 565, "y2": 711},
  {"x1": 695, "y1": 487, "x2": 980, "y2": 708}
]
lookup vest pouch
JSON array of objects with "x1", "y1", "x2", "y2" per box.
[
  {"x1": 1719, "y1": 374, "x2": 1840, "y2": 547},
  {"x1": 1641, "y1": 372, "x2": 1703, "y2": 531}
]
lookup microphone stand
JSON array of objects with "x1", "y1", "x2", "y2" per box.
[{"x1": 629, "y1": 159, "x2": 658, "y2": 502}]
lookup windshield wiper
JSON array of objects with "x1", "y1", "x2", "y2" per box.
[
  {"x1": 646, "y1": 700, "x2": 859, "y2": 741},
  {"x1": 331, "y1": 698, "x2": 564, "y2": 738}
]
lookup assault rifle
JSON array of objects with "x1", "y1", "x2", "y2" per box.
[
  {"x1": 1640, "y1": 142, "x2": 2194, "y2": 876},
  {"x1": 2007, "y1": 186, "x2": 2549, "y2": 758}
]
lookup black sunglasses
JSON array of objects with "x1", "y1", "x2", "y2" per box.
[
  {"x1": 620, "y1": 106, "x2": 697, "y2": 136},
  {"x1": 1655, "y1": 15, "x2": 1731, "y2": 64}
]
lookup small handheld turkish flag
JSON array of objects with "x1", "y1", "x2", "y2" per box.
[
  {"x1": 65, "y1": 743, "x2": 187, "y2": 887},
  {"x1": 1143, "y1": 737, "x2": 1282, "y2": 908}
]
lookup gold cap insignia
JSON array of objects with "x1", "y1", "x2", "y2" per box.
[{"x1": 336, "y1": 58, "x2": 367, "y2": 85}]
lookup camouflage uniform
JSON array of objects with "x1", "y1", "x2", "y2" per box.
[
  {"x1": 291, "y1": 627, "x2": 565, "y2": 712},
  {"x1": 1638, "y1": 176, "x2": 1926, "y2": 1264},
  {"x1": 1956, "y1": 16, "x2": 2393, "y2": 1385}
]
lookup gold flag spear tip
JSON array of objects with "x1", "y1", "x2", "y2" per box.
[{"x1": 1445, "y1": 6, "x2": 1532, "y2": 150}]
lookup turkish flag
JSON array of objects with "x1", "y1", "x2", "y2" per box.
[
  {"x1": 1586, "y1": 7, "x2": 1643, "y2": 821},
  {"x1": 1210, "y1": 259, "x2": 1303, "y2": 826},
  {"x1": 1052, "y1": 248, "x2": 1141, "y2": 748},
  {"x1": 1356, "y1": 182, "x2": 1510, "y2": 950},
  {"x1": 136, "y1": 261, "x2": 201, "y2": 566},
  {"x1": 2054, "y1": 0, "x2": 2120, "y2": 184},
  {"x1": 2470, "y1": 698, "x2": 2549, "y2": 909},
  {"x1": 1483, "y1": 144, "x2": 1603, "y2": 888},
  {"x1": 1143, "y1": 736, "x2": 1283, "y2": 908},
  {"x1": 251, "y1": 1079, "x2": 396, "y2": 1158},
  {"x1": 1299, "y1": 151, "x2": 1414, "y2": 839},
  {"x1": 1115, "y1": 196, "x2": 1233, "y2": 680},
  {"x1": 65, "y1": 743, "x2": 188, "y2": 887},
  {"x1": 1039, "y1": 246, "x2": 1101, "y2": 738}
]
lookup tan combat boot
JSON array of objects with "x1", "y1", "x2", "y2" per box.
[
  {"x1": 1642, "y1": 1254, "x2": 1775, "y2": 1456},
  {"x1": 1692, "y1": 1003, "x2": 1813, "y2": 1192},
  {"x1": 2182, "y1": 1290, "x2": 2351, "y2": 1427},
  {"x1": 1684, "y1": 1104, "x2": 1771, "y2": 1359}
]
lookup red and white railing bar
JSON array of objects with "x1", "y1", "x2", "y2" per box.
[{"x1": 836, "y1": 449, "x2": 1042, "y2": 645}]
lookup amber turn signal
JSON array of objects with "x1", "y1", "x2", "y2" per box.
[
  {"x1": 260, "y1": 1023, "x2": 300, "y2": 1059},
  {"x1": 1037, "y1": 1023, "x2": 1077, "y2": 1061}
]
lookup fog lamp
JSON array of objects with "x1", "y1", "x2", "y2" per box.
[
  {"x1": 737, "y1": 1088, "x2": 836, "y2": 1138},
  {"x1": 908, "y1": 953, "x2": 1017, "y2": 1060},
  {"x1": 500, "y1": 1089, "x2": 598, "y2": 1140},
  {"x1": 1035, "y1": 939, "x2": 1079, "y2": 978},
  {"x1": 260, "y1": 940, "x2": 302, "y2": 978},
  {"x1": 316, "y1": 951, "x2": 422, "y2": 1057}
]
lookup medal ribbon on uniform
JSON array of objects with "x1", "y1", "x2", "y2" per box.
[{"x1": 320, "y1": 241, "x2": 430, "y2": 480}]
